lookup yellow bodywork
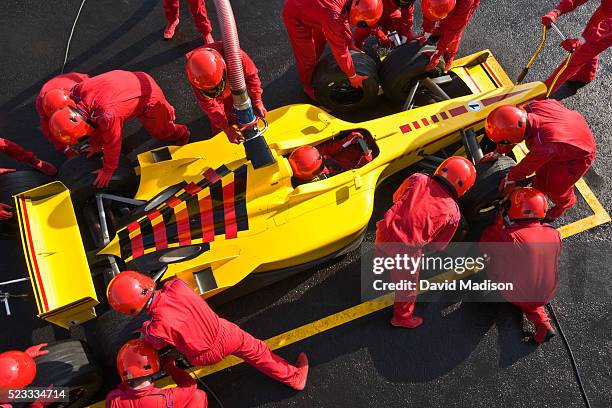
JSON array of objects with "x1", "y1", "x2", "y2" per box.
[{"x1": 16, "y1": 50, "x2": 546, "y2": 328}]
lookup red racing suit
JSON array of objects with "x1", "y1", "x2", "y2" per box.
[
  {"x1": 503, "y1": 99, "x2": 596, "y2": 219},
  {"x1": 141, "y1": 279, "x2": 301, "y2": 387},
  {"x1": 187, "y1": 42, "x2": 263, "y2": 136},
  {"x1": 0, "y1": 138, "x2": 39, "y2": 169},
  {"x1": 282, "y1": 0, "x2": 356, "y2": 95},
  {"x1": 480, "y1": 218, "x2": 562, "y2": 330},
  {"x1": 163, "y1": 0, "x2": 213, "y2": 39},
  {"x1": 545, "y1": 0, "x2": 612, "y2": 93},
  {"x1": 36, "y1": 72, "x2": 90, "y2": 150},
  {"x1": 375, "y1": 173, "x2": 461, "y2": 321},
  {"x1": 70, "y1": 70, "x2": 189, "y2": 177},
  {"x1": 422, "y1": 0, "x2": 481, "y2": 67},
  {"x1": 106, "y1": 361, "x2": 207, "y2": 408},
  {"x1": 353, "y1": 0, "x2": 415, "y2": 49}
]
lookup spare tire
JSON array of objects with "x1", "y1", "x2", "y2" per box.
[
  {"x1": 312, "y1": 51, "x2": 380, "y2": 113},
  {"x1": 58, "y1": 153, "x2": 139, "y2": 208},
  {"x1": 379, "y1": 41, "x2": 444, "y2": 103},
  {"x1": 459, "y1": 156, "x2": 516, "y2": 224},
  {"x1": 31, "y1": 340, "x2": 102, "y2": 407},
  {"x1": 0, "y1": 170, "x2": 52, "y2": 238}
]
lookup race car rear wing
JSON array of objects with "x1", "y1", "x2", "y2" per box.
[{"x1": 14, "y1": 181, "x2": 99, "y2": 329}]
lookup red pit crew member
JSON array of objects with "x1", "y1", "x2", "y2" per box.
[
  {"x1": 106, "y1": 339, "x2": 208, "y2": 407},
  {"x1": 48, "y1": 70, "x2": 190, "y2": 189},
  {"x1": 480, "y1": 188, "x2": 562, "y2": 344},
  {"x1": 375, "y1": 156, "x2": 476, "y2": 328},
  {"x1": 185, "y1": 43, "x2": 266, "y2": 143},
  {"x1": 0, "y1": 343, "x2": 49, "y2": 408},
  {"x1": 282, "y1": 0, "x2": 383, "y2": 100},
  {"x1": 483, "y1": 100, "x2": 596, "y2": 220},
  {"x1": 542, "y1": 0, "x2": 612, "y2": 93},
  {"x1": 162, "y1": 0, "x2": 214, "y2": 42},
  {"x1": 107, "y1": 272, "x2": 309, "y2": 391},
  {"x1": 353, "y1": 0, "x2": 417, "y2": 49}
]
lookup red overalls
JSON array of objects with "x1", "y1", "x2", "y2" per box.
[
  {"x1": 375, "y1": 173, "x2": 461, "y2": 323},
  {"x1": 186, "y1": 42, "x2": 263, "y2": 136},
  {"x1": 545, "y1": 0, "x2": 612, "y2": 93},
  {"x1": 282, "y1": 0, "x2": 356, "y2": 97},
  {"x1": 141, "y1": 279, "x2": 302, "y2": 388},
  {"x1": 353, "y1": 0, "x2": 415, "y2": 49},
  {"x1": 36, "y1": 72, "x2": 90, "y2": 150},
  {"x1": 163, "y1": 0, "x2": 213, "y2": 40},
  {"x1": 70, "y1": 70, "x2": 189, "y2": 177},
  {"x1": 504, "y1": 99, "x2": 596, "y2": 219}
]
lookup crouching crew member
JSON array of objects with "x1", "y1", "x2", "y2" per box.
[
  {"x1": 36, "y1": 72, "x2": 90, "y2": 154},
  {"x1": 106, "y1": 272, "x2": 309, "y2": 391},
  {"x1": 48, "y1": 70, "x2": 190, "y2": 189},
  {"x1": 185, "y1": 43, "x2": 266, "y2": 143},
  {"x1": 282, "y1": 0, "x2": 383, "y2": 100},
  {"x1": 106, "y1": 339, "x2": 208, "y2": 407},
  {"x1": 418, "y1": 0, "x2": 481, "y2": 72},
  {"x1": 484, "y1": 100, "x2": 596, "y2": 220},
  {"x1": 542, "y1": 0, "x2": 612, "y2": 94},
  {"x1": 0, "y1": 343, "x2": 49, "y2": 408},
  {"x1": 480, "y1": 188, "x2": 562, "y2": 344},
  {"x1": 376, "y1": 157, "x2": 476, "y2": 328},
  {"x1": 353, "y1": 0, "x2": 416, "y2": 50}
]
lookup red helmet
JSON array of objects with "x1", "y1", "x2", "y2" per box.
[
  {"x1": 107, "y1": 271, "x2": 155, "y2": 316},
  {"x1": 42, "y1": 88, "x2": 74, "y2": 117},
  {"x1": 186, "y1": 48, "x2": 227, "y2": 97},
  {"x1": 508, "y1": 187, "x2": 547, "y2": 220},
  {"x1": 49, "y1": 106, "x2": 93, "y2": 146},
  {"x1": 288, "y1": 146, "x2": 324, "y2": 180},
  {"x1": 485, "y1": 105, "x2": 528, "y2": 145},
  {"x1": 349, "y1": 0, "x2": 383, "y2": 27},
  {"x1": 116, "y1": 339, "x2": 160, "y2": 381},
  {"x1": 0, "y1": 351, "x2": 36, "y2": 389},
  {"x1": 433, "y1": 156, "x2": 476, "y2": 198},
  {"x1": 422, "y1": 0, "x2": 456, "y2": 21}
]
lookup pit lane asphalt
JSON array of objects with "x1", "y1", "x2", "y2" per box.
[{"x1": 0, "y1": 0, "x2": 611, "y2": 407}]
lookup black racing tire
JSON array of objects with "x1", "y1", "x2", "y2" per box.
[
  {"x1": 459, "y1": 156, "x2": 516, "y2": 224},
  {"x1": 58, "y1": 153, "x2": 139, "y2": 208},
  {"x1": 312, "y1": 50, "x2": 380, "y2": 113},
  {"x1": 0, "y1": 170, "x2": 52, "y2": 238},
  {"x1": 93, "y1": 309, "x2": 148, "y2": 368},
  {"x1": 30, "y1": 340, "x2": 102, "y2": 408},
  {"x1": 379, "y1": 41, "x2": 444, "y2": 103}
]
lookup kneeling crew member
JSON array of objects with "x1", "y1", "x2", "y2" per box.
[
  {"x1": 376, "y1": 156, "x2": 476, "y2": 328},
  {"x1": 480, "y1": 188, "x2": 561, "y2": 344},
  {"x1": 107, "y1": 272, "x2": 309, "y2": 391},
  {"x1": 0, "y1": 343, "x2": 49, "y2": 408},
  {"x1": 484, "y1": 100, "x2": 596, "y2": 220},
  {"x1": 106, "y1": 339, "x2": 208, "y2": 407}
]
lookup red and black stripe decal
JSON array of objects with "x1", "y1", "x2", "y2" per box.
[
  {"x1": 210, "y1": 180, "x2": 225, "y2": 236},
  {"x1": 234, "y1": 165, "x2": 248, "y2": 232}
]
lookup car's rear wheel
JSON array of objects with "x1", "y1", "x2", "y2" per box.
[
  {"x1": 313, "y1": 51, "x2": 380, "y2": 113},
  {"x1": 91, "y1": 309, "x2": 148, "y2": 369},
  {"x1": 459, "y1": 156, "x2": 516, "y2": 224},
  {"x1": 379, "y1": 41, "x2": 444, "y2": 103},
  {"x1": 30, "y1": 340, "x2": 102, "y2": 408},
  {"x1": 0, "y1": 170, "x2": 52, "y2": 238}
]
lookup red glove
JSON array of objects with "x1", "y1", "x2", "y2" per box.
[
  {"x1": 561, "y1": 37, "x2": 585, "y2": 53},
  {"x1": 64, "y1": 146, "x2": 78, "y2": 159},
  {"x1": 31, "y1": 159, "x2": 57, "y2": 176},
  {"x1": 541, "y1": 9, "x2": 560, "y2": 26},
  {"x1": 224, "y1": 126, "x2": 245, "y2": 144},
  {"x1": 0, "y1": 203, "x2": 13, "y2": 220},
  {"x1": 479, "y1": 152, "x2": 501, "y2": 164},
  {"x1": 498, "y1": 175, "x2": 517, "y2": 196},
  {"x1": 92, "y1": 168, "x2": 114, "y2": 189},
  {"x1": 348, "y1": 74, "x2": 368, "y2": 88},
  {"x1": 374, "y1": 28, "x2": 392, "y2": 47},
  {"x1": 416, "y1": 32, "x2": 432, "y2": 46},
  {"x1": 82, "y1": 144, "x2": 102, "y2": 158},
  {"x1": 253, "y1": 100, "x2": 267, "y2": 118},
  {"x1": 425, "y1": 49, "x2": 442, "y2": 71},
  {"x1": 0, "y1": 168, "x2": 16, "y2": 176},
  {"x1": 25, "y1": 343, "x2": 49, "y2": 359}
]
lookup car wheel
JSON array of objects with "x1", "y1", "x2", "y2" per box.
[
  {"x1": 312, "y1": 51, "x2": 380, "y2": 113},
  {"x1": 92, "y1": 309, "x2": 148, "y2": 369},
  {"x1": 379, "y1": 41, "x2": 444, "y2": 103},
  {"x1": 459, "y1": 156, "x2": 516, "y2": 224},
  {"x1": 58, "y1": 153, "x2": 139, "y2": 208},
  {"x1": 0, "y1": 170, "x2": 52, "y2": 238},
  {"x1": 30, "y1": 340, "x2": 102, "y2": 408}
]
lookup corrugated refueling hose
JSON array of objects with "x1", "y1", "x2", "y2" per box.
[{"x1": 212, "y1": 0, "x2": 276, "y2": 169}]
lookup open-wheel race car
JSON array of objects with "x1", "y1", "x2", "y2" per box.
[{"x1": 0, "y1": 43, "x2": 545, "y2": 406}]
